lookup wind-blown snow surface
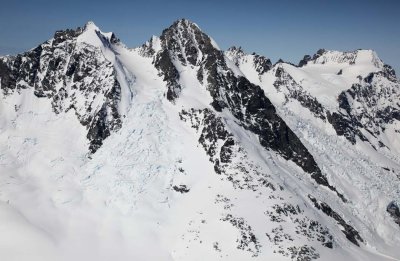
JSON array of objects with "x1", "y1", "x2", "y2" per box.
[{"x1": 0, "y1": 20, "x2": 399, "y2": 261}]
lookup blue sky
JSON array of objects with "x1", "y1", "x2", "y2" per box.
[{"x1": 1, "y1": 0, "x2": 399, "y2": 72}]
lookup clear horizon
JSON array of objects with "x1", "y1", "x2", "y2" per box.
[{"x1": 1, "y1": 0, "x2": 399, "y2": 72}]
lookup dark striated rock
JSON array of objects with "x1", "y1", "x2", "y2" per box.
[
  {"x1": 86, "y1": 78, "x2": 122, "y2": 153},
  {"x1": 387, "y1": 201, "x2": 400, "y2": 227},
  {"x1": 173, "y1": 185, "x2": 190, "y2": 193},
  {"x1": 0, "y1": 45, "x2": 43, "y2": 95},
  {"x1": 313, "y1": 49, "x2": 326, "y2": 60},
  {"x1": 253, "y1": 54, "x2": 272, "y2": 74},
  {"x1": 336, "y1": 90, "x2": 364, "y2": 137},
  {"x1": 383, "y1": 64, "x2": 397, "y2": 82},
  {"x1": 110, "y1": 33, "x2": 120, "y2": 44},
  {"x1": 220, "y1": 137, "x2": 235, "y2": 163},
  {"x1": 53, "y1": 27, "x2": 84, "y2": 46},
  {"x1": 329, "y1": 72, "x2": 400, "y2": 146},
  {"x1": 327, "y1": 112, "x2": 367, "y2": 145},
  {"x1": 0, "y1": 59, "x2": 17, "y2": 93},
  {"x1": 308, "y1": 195, "x2": 363, "y2": 246},
  {"x1": 298, "y1": 55, "x2": 311, "y2": 67},
  {"x1": 154, "y1": 49, "x2": 181, "y2": 101}
]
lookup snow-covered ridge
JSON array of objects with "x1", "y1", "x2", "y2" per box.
[
  {"x1": 78, "y1": 21, "x2": 118, "y2": 48},
  {"x1": 225, "y1": 46, "x2": 272, "y2": 82},
  {"x1": 299, "y1": 49, "x2": 384, "y2": 68},
  {"x1": 319, "y1": 49, "x2": 381, "y2": 66}
]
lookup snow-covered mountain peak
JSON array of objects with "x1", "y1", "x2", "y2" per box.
[
  {"x1": 77, "y1": 21, "x2": 117, "y2": 49},
  {"x1": 169, "y1": 18, "x2": 202, "y2": 32},
  {"x1": 149, "y1": 18, "x2": 226, "y2": 100},
  {"x1": 161, "y1": 18, "x2": 204, "y2": 42},
  {"x1": 83, "y1": 20, "x2": 99, "y2": 31},
  {"x1": 157, "y1": 18, "x2": 220, "y2": 66},
  {"x1": 49, "y1": 21, "x2": 118, "y2": 51},
  {"x1": 300, "y1": 48, "x2": 384, "y2": 69}
]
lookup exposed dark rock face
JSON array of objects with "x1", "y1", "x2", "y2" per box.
[
  {"x1": 298, "y1": 49, "x2": 326, "y2": 67},
  {"x1": 326, "y1": 112, "x2": 367, "y2": 145},
  {"x1": 298, "y1": 55, "x2": 312, "y2": 67},
  {"x1": 85, "y1": 80, "x2": 122, "y2": 153},
  {"x1": 53, "y1": 27, "x2": 84, "y2": 45},
  {"x1": 0, "y1": 24, "x2": 122, "y2": 153},
  {"x1": 253, "y1": 54, "x2": 272, "y2": 74},
  {"x1": 328, "y1": 72, "x2": 400, "y2": 146},
  {"x1": 0, "y1": 45, "x2": 43, "y2": 95},
  {"x1": 0, "y1": 58, "x2": 17, "y2": 92},
  {"x1": 154, "y1": 49, "x2": 181, "y2": 101},
  {"x1": 383, "y1": 64, "x2": 397, "y2": 82},
  {"x1": 387, "y1": 201, "x2": 400, "y2": 227},
  {"x1": 173, "y1": 185, "x2": 190, "y2": 193},
  {"x1": 314, "y1": 49, "x2": 326, "y2": 59},
  {"x1": 308, "y1": 195, "x2": 363, "y2": 246}
]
